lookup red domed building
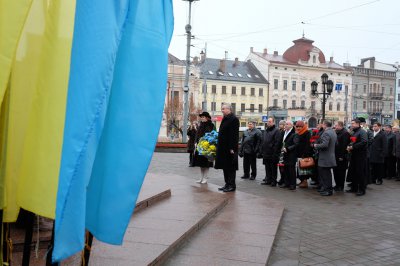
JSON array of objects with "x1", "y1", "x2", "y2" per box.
[{"x1": 248, "y1": 36, "x2": 352, "y2": 126}]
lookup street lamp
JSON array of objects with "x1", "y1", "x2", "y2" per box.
[
  {"x1": 182, "y1": 0, "x2": 199, "y2": 143},
  {"x1": 311, "y1": 73, "x2": 334, "y2": 122}
]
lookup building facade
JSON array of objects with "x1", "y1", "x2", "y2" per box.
[
  {"x1": 196, "y1": 56, "x2": 269, "y2": 127},
  {"x1": 248, "y1": 37, "x2": 352, "y2": 127},
  {"x1": 351, "y1": 57, "x2": 396, "y2": 125}
]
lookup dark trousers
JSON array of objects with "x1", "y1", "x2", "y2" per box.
[
  {"x1": 397, "y1": 157, "x2": 400, "y2": 178},
  {"x1": 223, "y1": 168, "x2": 236, "y2": 188},
  {"x1": 265, "y1": 159, "x2": 277, "y2": 183},
  {"x1": 189, "y1": 152, "x2": 194, "y2": 166},
  {"x1": 319, "y1": 167, "x2": 333, "y2": 191},
  {"x1": 333, "y1": 159, "x2": 347, "y2": 188},
  {"x1": 350, "y1": 157, "x2": 367, "y2": 192},
  {"x1": 384, "y1": 156, "x2": 396, "y2": 178},
  {"x1": 278, "y1": 166, "x2": 285, "y2": 184},
  {"x1": 243, "y1": 153, "x2": 257, "y2": 177},
  {"x1": 283, "y1": 164, "x2": 296, "y2": 187},
  {"x1": 371, "y1": 162, "x2": 384, "y2": 183}
]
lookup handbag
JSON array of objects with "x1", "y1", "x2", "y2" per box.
[{"x1": 299, "y1": 157, "x2": 315, "y2": 169}]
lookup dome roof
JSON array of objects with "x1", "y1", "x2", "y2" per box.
[{"x1": 282, "y1": 37, "x2": 326, "y2": 64}]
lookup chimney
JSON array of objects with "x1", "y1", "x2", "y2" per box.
[
  {"x1": 200, "y1": 50, "x2": 206, "y2": 63},
  {"x1": 329, "y1": 56, "x2": 333, "y2": 63},
  {"x1": 263, "y1": 48, "x2": 268, "y2": 56},
  {"x1": 193, "y1": 56, "x2": 199, "y2": 65},
  {"x1": 273, "y1": 51, "x2": 278, "y2": 56},
  {"x1": 250, "y1": 47, "x2": 254, "y2": 53},
  {"x1": 234, "y1": 57, "x2": 239, "y2": 67},
  {"x1": 219, "y1": 59, "x2": 226, "y2": 72}
]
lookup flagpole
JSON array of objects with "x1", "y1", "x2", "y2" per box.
[{"x1": 22, "y1": 211, "x2": 35, "y2": 266}]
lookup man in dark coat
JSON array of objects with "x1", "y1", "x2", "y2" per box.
[
  {"x1": 260, "y1": 117, "x2": 281, "y2": 186},
  {"x1": 215, "y1": 103, "x2": 240, "y2": 192},
  {"x1": 370, "y1": 122, "x2": 387, "y2": 185},
  {"x1": 333, "y1": 121, "x2": 350, "y2": 191},
  {"x1": 239, "y1": 121, "x2": 262, "y2": 180},
  {"x1": 312, "y1": 120, "x2": 337, "y2": 196},
  {"x1": 394, "y1": 126, "x2": 400, "y2": 181},
  {"x1": 346, "y1": 118, "x2": 368, "y2": 196},
  {"x1": 280, "y1": 121, "x2": 297, "y2": 190},
  {"x1": 384, "y1": 125, "x2": 396, "y2": 179}
]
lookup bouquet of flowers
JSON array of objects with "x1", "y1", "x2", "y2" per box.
[{"x1": 197, "y1": 130, "x2": 218, "y2": 162}]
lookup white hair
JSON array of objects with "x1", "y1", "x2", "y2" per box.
[{"x1": 221, "y1": 103, "x2": 232, "y2": 111}]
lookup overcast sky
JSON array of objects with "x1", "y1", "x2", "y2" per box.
[{"x1": 169, "y1": 0, "x2": 400, "y2": 67}]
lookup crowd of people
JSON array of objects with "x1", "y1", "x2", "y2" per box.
[
  {"x1": 187, "y1": 104, "x2": 400, "y2": 196},
  {"x1": 238, "y1": 116, "x2": 400, "y2": 196}
]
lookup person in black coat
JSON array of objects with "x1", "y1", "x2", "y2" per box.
[
  {"x1": 346, "y1": 118, "x2": 368, "y2": 196},
  {"x1": 333, "y1": 121, "x2": 350, "y2": 191},
  {"x1": 384, "y1": 125, "x2": 396, "y2": 179},
  {"x1": 187, "y1": 122, "x2": 197, "y2": 167},
  {"x1": 294, "y1": 121, "x2": 313, "y2": 188},
  {"x1": 280, "y1": 121, "x2": 297, "y2": 190},
  {"x1": 260, "y1": 117, "x2": 281, "y2": 186},
  {"x1": 193, "y1": 112, "x2": 215, "y2": 184},
  {"x1": 370, "y1": 122, "x2": 387, "y2": 185},
  {"x1": 215, "y1": 104, "x2": 240, "y2": 192},
  {"x1": 239, "y1": 121, "x2": 262, "y2": 180},
  {"x1": 394, "y1": 126, "x2": 400, "y2": 181}
]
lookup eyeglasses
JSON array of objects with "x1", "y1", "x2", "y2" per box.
[{"x1": 296, "y1": 126, "x2": 303, "y2": 128}]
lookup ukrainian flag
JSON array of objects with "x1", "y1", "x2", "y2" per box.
[{"x1": 0, "y1": 0, "x2": 173, "y2": 262}]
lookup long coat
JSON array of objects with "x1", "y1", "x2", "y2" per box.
[
  {"x1": 335, "y1": 128, "x2": 350, "y2": 161},
  {"x1": 187, "y1": 127, "x2": 197, "y2": 152},
  {"x1": 240, "y1": 128, "x2": 262, "y2": 155},
  {"x1": 193, "y1": 120, "x2": 214, "y2": 168},
  {"x1": 385, "y1": 131, "x2": 395, "y2": 157},
  {"x1": 395, "y1": 132, "x2": 400, "y2": 158},
  {"x1": 282, "y1": 128, "x2": 297, "y2": 166},
  {"x1": 348, "y1": 126, "x2": 368, "y2": 179},
  {"x1": 370, "y1": 130, "x2": 387, "y2": 164},
  {"x1": 261, "y1": 125, "x2": 281, "y2": 162},
  {"x1": 214, "y1": 113, "x2": 240, "y2": 170},
  {"x1": 294, "y1": 130, "x2": 312, "y2": 158},
  {"x1": 314, "y1": 127, "x2": 337, "y2": 168}
]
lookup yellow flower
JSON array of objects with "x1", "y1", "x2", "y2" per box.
[{"x1": 209, "y1": 145, "x2": 216, "y2": 151}]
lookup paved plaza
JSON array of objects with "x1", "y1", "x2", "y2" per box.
[{"x1": 149, "y1": 152, "x2": 400, "y2": 266}]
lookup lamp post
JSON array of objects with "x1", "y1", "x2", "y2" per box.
[
  {"x1": 182, "y1": 0, "x2": 199, "y2": 143},
  {"x1": 311, "y1": 73, "x2": 334, "y2": 122}
]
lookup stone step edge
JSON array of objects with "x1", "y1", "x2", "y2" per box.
[
  {"x1": 11, "y1": 189, "x2": 172, "y2": 252},
  {"x1": 148, "y1": 196, "x2": 230, "y2": 266}
]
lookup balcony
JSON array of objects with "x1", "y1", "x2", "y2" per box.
[
  {"x1": 368, "y1": 108, "x2": 382, "y2": 115},
  {"x1": 369, "y1": 92, "x2": 383, "y2": 100}
]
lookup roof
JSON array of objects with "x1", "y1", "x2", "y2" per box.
[
  {"x1": 198, "y1": 58, "x2": 268, "y2": 84},
  {"x1": 168, "y1": 53, "x2": 185, "y2": 66},
  {"x1": 283, "y1": 37, "x2": 326, "y2": 63}
]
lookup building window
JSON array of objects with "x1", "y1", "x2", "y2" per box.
[
  {"x1": 231, "y1": 103, "x2": 236, "y2": 113},
  {"x1": 232, "y1": 86, "x2": 236, "y2": 95},
  {"x1": 251, "y1": 87, "x2": 255, "y2": 96},
  {"x1": 241, "y1": 103, "x2": 245, "y2": 112},
  {"x1": 292, "y1": 81, "x2": 296, "y2": 91},
  {"x1": 273, "y1": 99, "x2": 278, "y2": 107},
  {"x1": 202, "y1": 101, "x2": 206, "y2": 111},
  {"x1": 274, "y1": 79, "x2": 279, "y2": 90},
  {"x1": 390, "y1": 87, "x2": 393, "y2": 95},
  {"x1": 241, "y1": 87, "x2": 246, "y2": 95},
  {"x1": 363, "y1": 85, "x2": 367, "y2": 94},
  {"x1": 311, "y1": 101, "x2": 316, "y2": 110},
  {"x1": 302, "y1": 81, "x2": 305, "y2": 91},
  {"x1": 292, "y1": 100, "x2": 296, "y2": 108},
  {"x1": 301, "y1": 100, "x2": 305, "y2": 108},
  {"x1": 211, "y1": 102, "x2": 216, "y2": 111},
  {"x1": 212, "y1": 85, "x2": 216, "y2": 94},
  {"x1": 382, "y1": 87, "x2": 385, "y2": 94},
  {"x1": 329, "y1": 102, "x2": 333, "y2": 111},
  {"x1": 313, "y1": 55, "x2": 316, "y2": 63},
  {"x1": 390, "y1": 102, "x2": 393, "y2": 110},
  {"x1": 222, "y1": 86, "x2": 226, "y2": 94},
  {"x1": 250, "y1": 104, "x2": 255, "y2": 112},
  {"x1": 283, "y1": 80, "x2": 288, "y2": 90},
  {"x1": 398, "y1": 79, "x2": 400, "y2": 87},
  {"x1": 259, "y1": 88, "x2": 263, "y2": 96},
  {"x1": 283, "y1": 99, "x2": 287, "y2": 109},
  {"x1": 398, "y1": 94, "x2": 400, "y2": 101},
  {"x1": 363, "y1": 101, "x2": 366, "y2": 109},
  {"x1": 354, "y1": 84, "x2": 358, "y2": 93},
  {"x1": 354, "y1": 102, "x2": 357, "y2": 110},
  {"x1": 259, "y1": 104, "x2": 263, "y2": 113},
  {"x1": 337, "y1": 103, "x2": 340, "y2": 111}
]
